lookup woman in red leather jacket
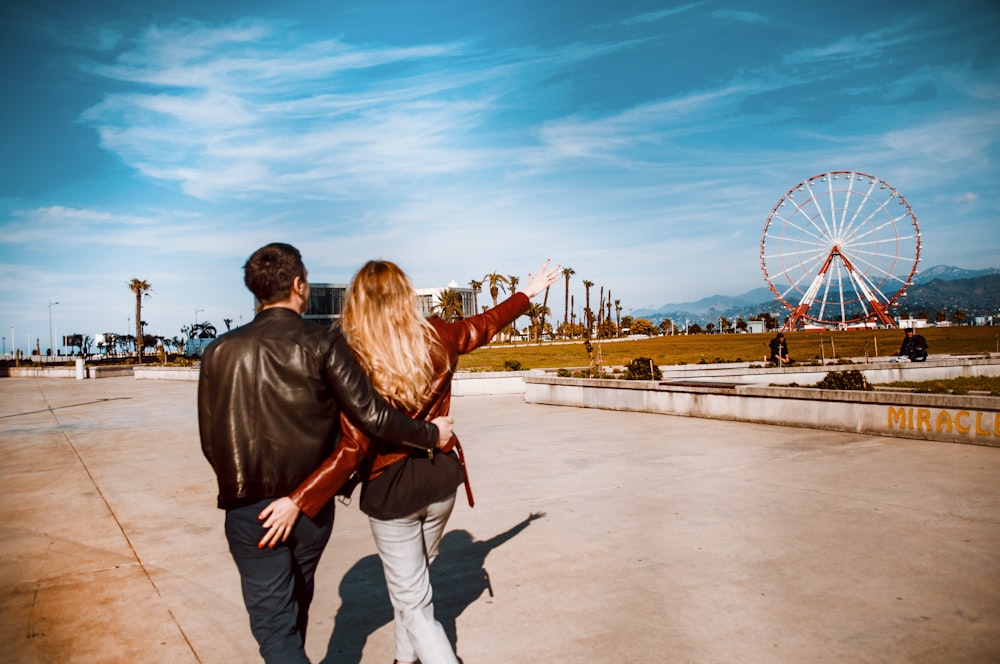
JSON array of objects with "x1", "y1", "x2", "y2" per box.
[{"x1": 259, "y1": 258, "x2": 559, "y2": 664}]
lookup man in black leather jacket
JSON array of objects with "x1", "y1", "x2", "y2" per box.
[{"x1": 198, "y1": 243, "x2": 453, "y2": 663}]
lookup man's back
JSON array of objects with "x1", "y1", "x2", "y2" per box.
[{"x1": 199, "y1": 307, "x2": 338, "y2": 508}]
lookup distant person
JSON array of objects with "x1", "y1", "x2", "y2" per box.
[
  {"x1": 198, "y1": 243, "x2": 453, "y2": 663},
  {"x1": 258, "y1": 258, "x2": 561, "y2": 664},
  {"x1": 769, "y1": 332, "x2": 791, "y2": 366},
  {"x1": 896, "y1": 327, "x2": 928, "y2": 362}
]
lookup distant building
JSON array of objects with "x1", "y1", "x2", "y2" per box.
[
  {"x1": 896, "y1": 317, "x2": 929, "y2": 329},
  {"x1": 305, "y1": 283, "x2": 348, "y2": 325},
  {"x1": 415, "y1": 281, "x2": 475, "y2": 318},
  {"x1": 303, "y1": 281, "x2": 475, "y2": 325}
]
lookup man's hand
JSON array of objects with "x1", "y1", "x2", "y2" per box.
[
  {"x1": 257, "y1": 497, "x2": 301, "y2": 549},
  {"x1": 432, "y1": 415, "x2": 455, "y2": 452}
]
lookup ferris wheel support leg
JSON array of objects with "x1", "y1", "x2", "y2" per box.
[
  {"x1": 783, "y1": 305, "x2": 810, "y2": 332},
  {"x1": 869, "y1": 301, "x2": 897, "y2": 328}
]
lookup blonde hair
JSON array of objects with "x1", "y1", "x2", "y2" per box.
[{"x1": 341, "y1": 260, "x2": 438, "y2": 413}]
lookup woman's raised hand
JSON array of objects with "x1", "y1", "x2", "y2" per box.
[{"x1": 520, "y1": 259, "x2": 561, "y2": 299}]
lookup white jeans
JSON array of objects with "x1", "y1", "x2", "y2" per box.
[{"x1": 369, "y1": 494, "x2": 460, "y2": 664}]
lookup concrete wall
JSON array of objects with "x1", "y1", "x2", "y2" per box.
[
  {"x1": 524, "y1": 375, "x2": 1000, "y2": 447},
  {"x1": 648, "y1": 356, "x2": 1000, "y2": 386},
  {"x1": 449, "y1": 371, "x2": 527, "y2": 395},
  {"x1": 1, "y1": 364, "x2": 195, "y2": 379},
  {"x1": 133, "y1": 366, "x2": 199, "y2": 381},
  {"x1": 3, "y1": 366, "x2": 80, "y2": 378}
]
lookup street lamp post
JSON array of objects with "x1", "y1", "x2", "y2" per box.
[{"x1": 48, "y1": 300, "x2": 59, "y2": 357}]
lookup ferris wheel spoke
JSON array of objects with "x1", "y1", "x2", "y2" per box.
[
  {"x1": 848, "y1": 262, "x2": 893, "y2": 305},
  {"x1": 763, "y1": 244, "x2": 829, "y2": 274},
  {"x1": 777, "y1": 249, "x2": 829, "y2": 289},
  {"x1": 839, "y1": 185, "x2": 896, "y2": 239},
  {"x1": 770, "y1": 211, "x2": 830, "y2": 245},
  {"x1": 836, "y1": 264, "x2": 848, "y2": 322},
  {"x1": 842, "y1": 176, "x2": 879, "y2": 237},
  {"x1": 805, "y1": 177, "x2": 837, "y2": 239},
  {"x1": 840, "y1": 245, "x2": 906, "y2": 284},
  {"x1": 845, "y1": 268, "x2": 876, "y2": 315},
  {"x1": 837, "y1": 175, "x2": 855, "y2": 235},
  {"x1": 816, "y1": 269, "x2": 836, "y2": 321},
  {"x1": 844, "y1": 212, "x2": 912, "y2": 248}
]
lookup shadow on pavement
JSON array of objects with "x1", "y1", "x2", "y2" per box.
[{"x1": 321, "y1": 513, "x2": 543, "y2": 663}]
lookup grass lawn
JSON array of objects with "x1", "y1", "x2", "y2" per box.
[
  {"x1": 459, "y1": 326, "x2": 1000, "y2": 372},
  {"x1": 876, "y1": 376, "x2": 1000, "y2": 396}
]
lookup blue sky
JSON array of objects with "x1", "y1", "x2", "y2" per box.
[{"x1": 1, "y1": 0, "x2": 998, "y2": 352}]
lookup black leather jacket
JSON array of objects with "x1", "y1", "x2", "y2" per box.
[{"x1": 198, "y1": 307, "x2": 438, "y2": 509}]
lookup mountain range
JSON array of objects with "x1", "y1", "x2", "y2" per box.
[{"x1": 632, "y1": 265, "x2": 1000, "y2": 325}]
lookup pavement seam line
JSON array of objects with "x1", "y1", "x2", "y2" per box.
[
  {"x1": 35, "y1": 379, "x2": 203, "y2": 663},
  {"x1": 0, "y1": 397, "x2": 129, "y2": 419}
]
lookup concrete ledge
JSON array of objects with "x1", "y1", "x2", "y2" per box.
[
  {"x1": 0, "y1": 364, "x2": 203, "y2": 379},
  {"x1": 524, "y1": 375, "x2": 1000, "y2": 447},
  {"x1": 2, "y1": 366, "x2": 79, "y2": 378},
  {"x1": 451, "y1": 370, "x2": 527, "y2": 395},
  {"x1": 132, "y1": 366, "x2": 199, "y2": 381},
  {"x1": 622, "y1": 356, "x2": 1000, "y2": 386},
  {"x1": 89, "y1": 365, "x2": 137, "y2": 379}
]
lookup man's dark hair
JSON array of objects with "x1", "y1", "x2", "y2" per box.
[{"x1": 244, "y1": 243, "x2": 306, "y2": 305}]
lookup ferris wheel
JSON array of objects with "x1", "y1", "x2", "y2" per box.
[{"x1": 760, "y1": 170, "x2": 921, "y2": 331}]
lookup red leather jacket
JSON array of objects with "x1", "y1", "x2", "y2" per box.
[{"x1": 291, "y1": 293, "x2": 530, "y2": 518}]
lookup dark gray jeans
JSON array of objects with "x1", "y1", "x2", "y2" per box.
[{"x1": 226, "y1": 499, "x2": 334, "y2": 663}]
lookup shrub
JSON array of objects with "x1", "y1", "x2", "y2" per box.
[
  {"x1": 502, "y1": 359, "x2": 522, "y2": 371},
  {"x1": 557, "y1": 368, "x2": 572, "y2": 377},
  {"x1": 815, "y1": 370, "x2": 872, "y2": 391},
  {"x1": 624, "y1": 357, "x2": 663, "y2": 380}
]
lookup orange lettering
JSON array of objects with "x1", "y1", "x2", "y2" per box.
[
  {"x1": 935, "y1": 410, "x2": 953, "y2": 433},
  {"x1": 888, "y1": 407, "x2": 906, "y2": 429},
  {"x1": 916, "y1": 409, "x2": 932, "y2": 432},
  {"x1": 976, "y1": 412, "x2": 991, "y2": 436},
  {"x1": 955, "y1": 411, "x2": 971, "y2": 434}
]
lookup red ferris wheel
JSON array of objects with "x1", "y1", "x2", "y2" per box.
[{"x1": 760, "y1": 171, "x2": 921, "y2": 331}]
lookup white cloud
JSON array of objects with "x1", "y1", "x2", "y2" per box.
[
  {"x1": 621, "y1": 4, "x2": 703, "y2": 26},
  {"x1": 712, "y1": 9, "x2": 769, "y2": 24}
]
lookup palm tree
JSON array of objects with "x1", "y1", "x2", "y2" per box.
[
  {"x1": 483, "y1": 272, "x2": 510, "y2": 308},
  {"x1": 582, "y1": 280, "x2": 594, "y2": 339},
  {"x1": 223, "y1": 318, "x2": 233, "y2": 332},
  {"x1": 434, "y1": 288, "x2": 464, "y2": 322},
  {"x1": 195, "y1": 322, "x2": 218, "y2": 338},
  {"x1": 469, "y1": 280, "x2": 482, "y2": 315},
  {"x1": 505, "y1": 275, "x2": 520, "y2": 341},
  {"x1": 614, "y1": 299, "x2": 622, "y2": 337},
  {"x1": 561, "y1": 267, "x2": 575, "y2": 326},
  {"x1": 526, "y1": 302, "x2": 551, "y2": 342},
  {"x1": 129, "y1": 278, "x2": 152, "y2": 363},
  {"x1": 605, "y1": 289, "x2": 612, "y2": 332},
  {"x1": 539, "y1": 284, "x2": 551, "y2": 342}
]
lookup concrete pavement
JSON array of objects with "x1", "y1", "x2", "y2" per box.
[{"x1": 1, "y1": 377, "x2": 998, "y2": 663}]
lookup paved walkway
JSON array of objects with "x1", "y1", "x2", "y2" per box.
[{"x1": 1, "y1": 377, "x2": 998, "y2": 663}]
